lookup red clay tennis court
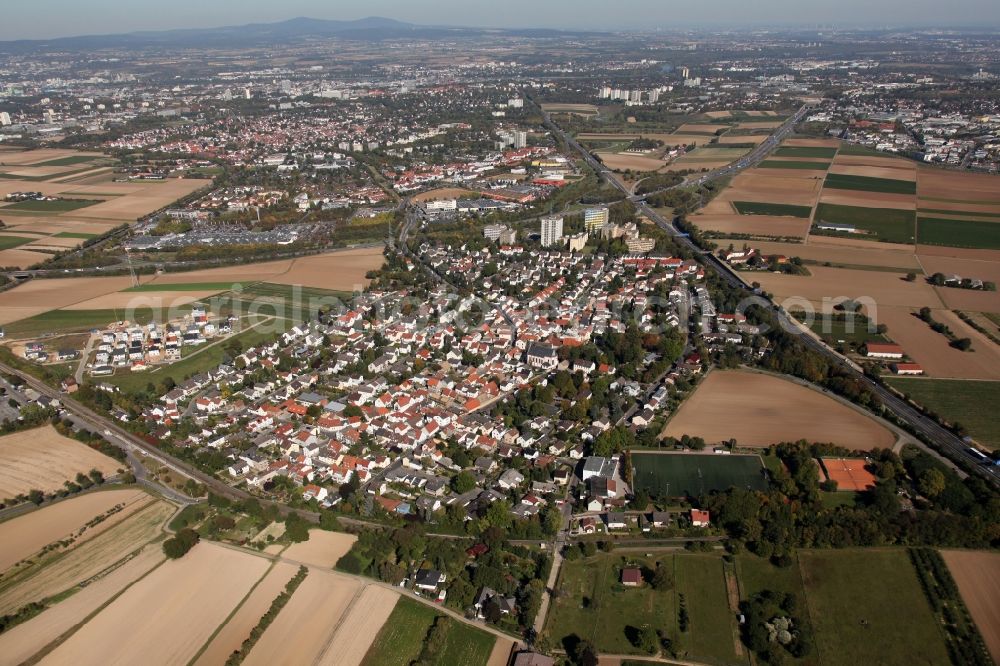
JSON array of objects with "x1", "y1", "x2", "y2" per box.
[{"x1": 821, "y1": 457, "x2": 878, "y2": 491}]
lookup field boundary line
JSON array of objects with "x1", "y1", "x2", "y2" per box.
[
  {"x1": 311, "y1": 580, "x2": 368, "y2": 666},
  {"x1": 185, "y1": 559, "x2": 278, "y2": 666}
]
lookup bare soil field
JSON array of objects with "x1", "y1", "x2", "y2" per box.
[
  {"x1": 828, "y1": 164, "x2": 917, "y2": 181},
  {"x1": 818, "y1": 189, "x2": 916, "y2": 210},
  {"x1": 243, "y1": 569, "x2": 362, "y2": 666},
  {"x1": 915, "y1": 244, "x2": 1000, "y2": 263},
  {"x1": 3, "y1": 218, "x2": 118, "y2": 236},
  {"x1": 721, "y1": 170, "x2": 824, "y2": 202},
  {"x1": 25, "y1": 236, "x2": 85, "y2": 249},
  {"x1": 596, "y1": 152, "x2": 667, "y2": 172},
  {"x1": 917, "y1": 169, "x2": 1000, "y2": 201},
  {"x1": 832, "y1": 155, "x2": 914, "y2": 171},
  {"x1": 40, "y1": 542, "x2": 269, "y2": 666},
  {"x1": 0, "y1": 489, "x2": 148, "y2": 572},
  {"x1": 718, "y1": 135, "x2": 768, "y2": 145},
  {"x1": 268, "y1": 246, "x2": 384, "y2": 291},
  {"x1": 282, "y1": 529, "x2": 358, "y2": 568},
  {"x1": 144, "y1": 259, "x2": 295, "y2": 286},
  {"x1": 752, "y1": 265, "x2": 943, "y2": 310},
  {"x1": 69, "y1": 179, "x2": 205, "y2": 221},
  {"x1": 316, "y1": 584, "x2": 400, "y2": 666},
  {"x1": 0, "y1": 499, "x2": 175, "y2": 614},
  {"x1": 917, "y1": 200, "x2": 1000, "y2": 215},
  {"x1": 411, "y1": 187, "x2": 477, "y2": 201},
  {"x1": 0, "y1": 149, "x2": 103, "y2": 166},
  {"x1": 941, "y1": 550, "x2": 1000, "y2": 663},
  {"x1": 876, "y1": 307, "x2": 1000, "y2": 379},
  {"x1": 754, "y1": 240, "x2": 921, "y2": 269},
  {"x1": 917, "y1": 254, "x2": 1000, "y2": 305},
  {"x1": 665, "y1": 134, "x2": 713, "y2": 146},
  {"x1": 783, "y1": 138, "x2": 840, "y2": 148},
  {"x1": 0, "y1": 276, "x2": 132, "y2": 325},
  {"x1": 487, "y1": 638, "x2": 517, "y2": 666},
  {"x1": 0, "y1": 425, "x2": 125, "y2": 499},
  {"x1": 661, "y1": 370, "x2": 896, "y2": 449},
  {"x1": 932, "y1": 287, "x2": 1000, "y2": 313},
  {"x1": 692, "y1": 213, "x2": 810, "y2": 239},
  {"x1": 0, "y1": 247, "x2": 50, "y2": 269},
  {"x1": 0, "y1": 545, "x2": 164, "y2": 666},
  {"x1": 193, "y1": 561, "x2": 299, "y2": 666},
  {"x1": 664, "y1": 160, "x2": 732, "y2": 172}
]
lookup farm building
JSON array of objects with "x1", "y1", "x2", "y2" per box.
[
  {"x1": 864, "y1": 342, "x2": 905, "y2": 359},
  {"x1": 621, "y1": 568, "x2": 643, "y2": 587},
  {"x1": 891, "y1": 362, "x2": 924, "y2": 375}
]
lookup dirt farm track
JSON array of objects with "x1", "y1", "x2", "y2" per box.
[{"x1": 661, "y1": 370, "x2": 897, "y2": 449}]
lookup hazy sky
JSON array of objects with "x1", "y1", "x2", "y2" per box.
[{"x1": 1, "y1": 0, "x2": 999, "y2": 40}]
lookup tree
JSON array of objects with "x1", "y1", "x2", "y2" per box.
[
  {"x1": 27, "y1": 488, "x2": 45, "y2": 505},
  {"x1": 638, "y1": 626, "x2": 659, "y2": 654},
  {"x1": 571, "y1": 638, "x2": 599, "y2": 666},
  {"x1": 651, "y1": 563, "x2": 672, "y2": 590},
  {"x1": 951, "y1": 337, "x2": 972, "y2": 351},
  {"x1": 450, "y1": 471, "x2": 476, "y2": 494},
  {"x1": 284, "y1": 512, "x2": 311, "y2": 542},
  {"x1": 918, "y1": 468, "x2": 946, "y2": 498},
  {"x1": 904, "y1": 272, "x2": 917, "y2": 282},
  {"x1": 163, "y1": 527, "x2": 199, "y2": 558}
]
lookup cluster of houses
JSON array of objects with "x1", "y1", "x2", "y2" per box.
[
  {"x1": 88, "y1": 308, "x2": 235, "y2": 376},
  {"x1": 129, "y1": 245, "x2": 724, "y2": 527}
]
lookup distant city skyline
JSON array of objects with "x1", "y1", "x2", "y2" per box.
[{"x1": 1, "y1": 0, "x2": 1000, "y2": 41}]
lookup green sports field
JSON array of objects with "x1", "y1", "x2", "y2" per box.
[
  {"x1": 733, "y1": 201, "x2": 813, "y2": 218},
  {"x1": 631, "y1": 452, "x2": 768, "y2": 497},
  {"x1": 917, "y1": 217, "x2": 1000, "y2": 250},
  {"x1": 824, "y1": 173, "x2": 917, "y2": 195},
  {"x1": 774, "y1": 146, "x2": 838, "y2": 159},
  {"x1": 813, "y1": 203, "x2": 916, "y2": 244}
]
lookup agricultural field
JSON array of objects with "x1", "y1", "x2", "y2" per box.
[
  {"x1": 545, "y1": 552, "x2": 740, "y2": 664},
  {"x1": 317, "y1": 585, "x2": 403, "y2": 666},
  {"x1": 0, "y1": 425, "x2": 125, "y2": 499},
  {"x1": 797, "y1": 549, "x2": 951, "y2": 666},
  {"x1": 661, "y1": 370, "x2": 896, "y2": 449},
  {"x1": 361, "y1": 596, "x2": 497, "y2": 666},
  {"x1": 796, "y1": 313, "x2": 890, "y2": 348},
  {"x1": 774, "y1": 146, "x2": 839, "y2": 159},
  {"x1": 630, "y1": 452, "x2": 768, "y2": 497},
  {"x1": 0, "y1": 497, "x2": 174, "y2": 615},
  {"x1": 941, "y1": 550, "x2": 1000, "y2": 663},
  {"x1": 40, "y1": 542, "x2": 270, "y2": 666},
  {"x1": 753, "y1": 265, "x2": 941, "y2": 309},
  {"x1": 875, "y1": 307, "x2": 1000, "y2": 380},
  {"x1": 759, "y1": 160, "x2": 831, "y2": 170},
  {"x1": 813, "y1": 203, "x2": 916, "y2": 244},
  {"x1": 824, "y1": 174, "x2": 917, "y2": 195},
  {"x1": 0, "y1": 488, "x2": 149, "y2": 572},
  {"x1": 281, "y1": 529, "x2": 358, "y2": 568},
  {"x1": 886, "y1": 378, "x2": 1000, "y2": 449},
  {"x1": 732, "y1": 201, "x2": 813, "y2": 218},
  {"x1": 917, "y1": 217, "x2": 1000, "y2": 250},
  {"x1": 2, "y1": 198, "x2": 100, "y2": 213}
]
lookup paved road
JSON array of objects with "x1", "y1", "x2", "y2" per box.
[{"x1": 533, "y1": 98, "x2": 999, "y2": 489}]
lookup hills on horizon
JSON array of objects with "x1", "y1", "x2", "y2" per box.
[{"x1": 0, "y1": 16, "x2": 586, "y2": 52}]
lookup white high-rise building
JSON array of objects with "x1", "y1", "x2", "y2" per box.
[
  {"x1": 598, "y1": 86, "x2": 612, "y2": 99},
  {"x1": 647, "y1": 89, "x2": 660, "y2": 104},
  {"x1": 508, "y1": 97, "x2": 524, "y2": 108},
  {"x1": 629, "y1": 90, "x2": 642, "y2": 103},
  {"x1": 513, "y1": 130, "x2": 527, "y2": 149},
  {"x1": 0, "y1": 112, "x2": 10, "y2": 126},
  {"x1": 540, "y1": 215, "x2": 564, "y2": 247}
]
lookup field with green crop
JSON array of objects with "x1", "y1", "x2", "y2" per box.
[
  {"x1": 916, "y1": 208, "x2": 1000, "y2": 220},
  {"x1": 631, "y1": 452, "x2": 768, "y2": 498},
  {"x1": 0, "y1": 235, "x2": 35, "y2": 250},
  {"x1": 733, "y1": 201, "x2": 813, "y2": 218},
  {"x1": 361, "y1": 598, "x2": 496, "y2": 666},
  {"x1": 34, "y1": 155, "x2": 102, "y2": 167},
  {"x1": 917, "y1": 217, "x2": 1000, "y2": 250},
  {"x1": 53, "y1": 231, "x2": 99, "y2": 239},
  {"x1": 774, "y1": 147, "x2": 838, "y2": 159},
  {"x1": 886, "y1": 378, "x2": 1000, "y2": 449},
  {"x1": 824, "y1": 174, "x2": 917, "y2": 195},
  {"x1": 759, "y1": 160, "x2": 831, "y2": 170},
  {"x1": 813, "y1": 203, "x2": 916, "y2": 244},
  {"x1": 2, "y1": 198, "x2": 100, "y2": 213},
  {"x1": 1, "y1": 306, "x2": 188, "y2": 338}
]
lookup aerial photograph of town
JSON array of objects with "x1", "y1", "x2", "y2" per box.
[{"x1": 0, "y1": 1, "x2": 998, "y2": 664}]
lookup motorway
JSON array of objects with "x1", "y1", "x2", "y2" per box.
[{"x1": 533, "y1": 98, "x2": 1000, "y2": 488}]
